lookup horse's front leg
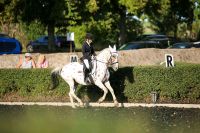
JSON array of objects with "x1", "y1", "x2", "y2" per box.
[
  {"x1": 95, "y1": 80, "x2": 108, "y2": 103},
  {"x1": 104, "y1": 81, "x2": 119, "y2": 107}
]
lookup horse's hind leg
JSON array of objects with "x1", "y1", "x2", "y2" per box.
[
  {"x1": 68, "y1": 80, "x2": 76, "y2": 108},
  {"x1": 69, "y1": 91, "x2": 75, "y2": 108},
  {"x1": 67, "y1": 79, "x2": 84, "y2": 107},
  {"x1": 104, "y1": 81, "x2": 119, "y2": 106}
]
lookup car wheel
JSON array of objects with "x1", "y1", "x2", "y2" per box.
[{"x1": 26, "y1": 45, "x2": 33, "y2": 52}]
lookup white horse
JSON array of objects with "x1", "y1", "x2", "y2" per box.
[{"x1": 51, "y1": 45, "x2": 119, "y2": 108}]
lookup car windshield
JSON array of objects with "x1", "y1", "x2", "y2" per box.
[
  {"x1": 136, "y1": 34, "x2": 168, "y2": 41},
  {"x1": 119, "y1": 44, "x2": 128, "y2": 50},
  {"x1": 0, "y1": 33, "x2": 10, "y2": 38},
  {"x1": 119, "y1": 43, "x2": 141, "y2": 50},
  {"x1": 125, "y1": 44, "x2": 140, "y2": 49}
]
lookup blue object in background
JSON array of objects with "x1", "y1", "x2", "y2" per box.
[{"x1": 0, "y1": 35, "x2": 22, "y2": 55}]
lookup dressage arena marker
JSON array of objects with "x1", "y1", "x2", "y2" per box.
[{"x1": 0, "y1": 102, "x2": 200, "y2": 109}]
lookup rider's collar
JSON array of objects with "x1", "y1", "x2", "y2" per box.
[{"x1": 86, "y1": 40, "x2": 92, "y2": 46}]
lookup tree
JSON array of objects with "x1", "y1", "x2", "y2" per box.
[
  {"x1": 116, "y1": 0, "x2": 148, "y2": 45},
  {"x1": 145, "y1": 0, "x2": 194, "y2": 38},
  {"x1": 192, "y1": 0, "x2": 200, "y2": 40},
  {"x1": 15, "y1": 0, "x2": 66, "y2": 51},
  {"x1": 60, "y1": 0, "x2": 146, "y2": 48}
]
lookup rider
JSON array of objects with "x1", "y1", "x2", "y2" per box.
[{"x1": 82, "y1": 33, "x2": 96, "y2": 82}]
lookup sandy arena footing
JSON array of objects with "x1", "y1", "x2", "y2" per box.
[{"x1": 0, "y1": 102, "x2": 200, "y2": 109}]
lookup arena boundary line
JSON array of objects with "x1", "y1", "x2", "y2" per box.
[{"x1": 0, "y1": 102, "x2": 200, "y2": 109}]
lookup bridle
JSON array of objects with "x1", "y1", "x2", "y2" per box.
[
  {"x1": 95, "y1": 51, "x2": 118, "y2": 66},
  {"x1": 108, "y1": 52, "x2": 119, "y2": 66}
]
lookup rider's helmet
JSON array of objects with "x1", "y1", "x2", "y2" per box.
[{"x1": 85, "y1": 33, "x2": 93, "y2": 40}]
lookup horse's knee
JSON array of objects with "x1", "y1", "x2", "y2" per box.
[
  {"x1": 69, "y1": 90, "x2": 75, "y2": 97},
  {"x1": 104, "y1": 89, "x2": 108, "y2": 94}
]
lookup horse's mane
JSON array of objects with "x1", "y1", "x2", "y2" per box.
[{"x1": 97, "y1": 48, "x2": 110, "y2": 56}]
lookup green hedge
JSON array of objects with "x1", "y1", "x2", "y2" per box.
[
  {"x1": 111, "y1": 64, "x2": 200, "y2": 102},
  {"x1": 0, "y1": 69, "x2": 69, "y2": 98},
  {"x1": 0, "y1": 63, "x2": 200, "y2": 103}
]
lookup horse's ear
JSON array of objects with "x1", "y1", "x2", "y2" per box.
[
  {"x1": 113, "y1": 45, "x2": 116, "y2": 51},
  {"x1": 109, "y1": 45, "x2": 112, "y2": 50}
]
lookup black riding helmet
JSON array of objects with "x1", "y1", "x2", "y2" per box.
[{"x1": 85, "y1": 33, "x2": 93, "y2": 40}]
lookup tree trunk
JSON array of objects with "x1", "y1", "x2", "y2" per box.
[
  {"x1": 118, "y1": 9, "x2": 127, "y2": 46},
  {"x1": 173, "y1": 13, "x2": 177, "y2": 39},
  {"x1": 48, "y1": 23, "x2": 56, "y2": 52},
  {"x1": 174, "y1": 24, "x2": 177, "y2": 39}
]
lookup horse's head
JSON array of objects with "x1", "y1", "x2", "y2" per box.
[{"x1": 108, "y1": 45, "x2": 119, "y2": 71}]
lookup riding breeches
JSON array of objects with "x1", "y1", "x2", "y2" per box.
[{"x1": 83, "y1": 59, "x2": 90, "y2": 69}]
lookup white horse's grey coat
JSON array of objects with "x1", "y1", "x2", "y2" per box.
[{"x1": 51, "y1": 45, "x2": 119, "y2": 108}]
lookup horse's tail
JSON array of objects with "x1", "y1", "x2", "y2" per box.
[{"x1": 50, "y1": 67, "x2": 62, "y2": 90}]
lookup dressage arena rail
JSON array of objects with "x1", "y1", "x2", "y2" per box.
[{"x1": 0, "y1": 102, "x2": 200, "y2": 109}]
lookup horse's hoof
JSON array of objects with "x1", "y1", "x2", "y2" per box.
[
  {"x1": 78, "y1": 102, "x2": 84, "y2": 107},
  {"x1": 114, "y1": 101, "x2": 119, "y2": 107},
  {"x1": 98, "y1": 100, "x2": 102, "y2": 104},
  {"x1": 72, "y1": 105, "x2": 76, "y2": 109}
]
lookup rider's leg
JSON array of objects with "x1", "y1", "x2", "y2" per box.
[
  {"x1": 83, "y1": 59, "x2": 92, "y2": 82},
  {"x1": 83, "y1": 59, "x2": 90, "y2": 69},
  {"x1": 83, "y1": 67, "x2": 90, "y2": 82}
]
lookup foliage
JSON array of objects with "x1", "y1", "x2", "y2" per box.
[
  {"x1": 144, "y1": 0, "x2": 194, "y2": 38},
  {"x1": 192, "y1": 0, "x2": 200, "y2": 40},
  {"x1": 21, "y1": 20, "x2": 46, "y2": 41},
  {"x1": 1, "y1": 0, "x2": 200, "y2": 51},
  {"x1": 122, "y1": 64, "x2": 200, "y2": 102},
  {"x1": 0, "y1": 69, "x2": 68, "y2": 97},
  {"x1": 14, "y1": 0, "x2": 66, "y2": 51},
  {"x1": 0, "y1": 0, "x2": 45, "y2": 50},
  {"x1": 0, "y1": 63, "x2": 200, "y2": 103},
  {"x1": 67, "y1": 25, "x2": 87, "y2": 49},
  {"x1": 119, "y1": 0, "x2": 147, "y2": 14}
]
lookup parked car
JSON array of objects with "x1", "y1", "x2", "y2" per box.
[
  {"x1": 169, "y1": 42, "x2": 192, "y2": 49},
  {"x1": 0, "y1": 33, "x2": 22, "y2": 55},
  {"x1": 136, "y1": 34, "x2": 167, "y2": 40},
  {"x1": 136, "y1": 34, "x2": 172, "y2": 48},
  {"x1": 192, "y1": 41, "x2": 200, "y2": 48},
  {"x1": 119, "y1": 43, "x2": 141, "y2": 50},
  {"x1": 26, "y1": 35, "x2": 75, "y2": 52},
  {"x1": 118, "y1": 40, "x2": 164, "y2": 50},
  {"x1": 0, "y1": 33, "x2": 10, "y2": 38}
]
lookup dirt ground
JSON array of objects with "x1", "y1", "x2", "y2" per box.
[{"x1": 1, "y1": 48, "x2": 200, "y2": 68}]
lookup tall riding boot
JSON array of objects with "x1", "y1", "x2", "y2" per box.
[{"x1": 84, "y1": 68, "x2": 89, "y2": 82}]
